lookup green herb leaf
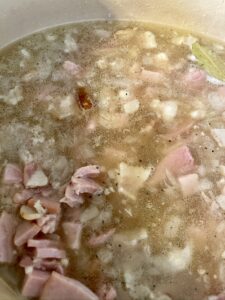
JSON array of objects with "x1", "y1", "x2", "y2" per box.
[{"x1": 192, "y1": 42, "x2": 225, "y2": 82}]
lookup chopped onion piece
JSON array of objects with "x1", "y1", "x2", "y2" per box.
[
  {"x1": 199, "y1": 178, "x2": 213, "y2": 191},
  {"x1": 64, "y1": 33, "x2": 78, "y2": 53},
  {"x1": 164, "y1": 216, "x2": 182, "y2": 239},
  {"x1": 172, "y1": 35, "x2": 197, "y2": 48},
  {"x1": 123, "y1": 99, "x2": 140, "y2": 114},
  {"x1": 113, "y1": 228, "x2": 148, "y2": 246},
  {"x1": 220, "y1": 165, "x2": 225, "y2": 177},
  {"x1": 153, "y1": 244, "x2": 192, "y2": 274},
  {"x1": 161, "y1": 101, "x2": 178, "y2": 122},
  {"x1": 178, "y1": 173, "x2": 199, "y2": 196},
  {"x1": 26, "y1": 169, "x2": 48, "y2": 188},
  {"x1": 97, "y1": 248, "x2": 113, "y2": 264},
  {"x1": 34, "y1": 200, "x2": 47, "y2": 215},
  {"x1": 211, "y1": 129, "x2": 225, "y2": 147},
  {"x1": 190, "y1": 110, "x2": 206, "y2": 120},
  {"x1": 141, "y1": 31, "x2": 157, "y2": 49},
  {"x1": 118, "y1": 90, "x2": 130, "y2": 101},
  {"x1": 80, "y1": 206, "x2": 99, "y2": 223},
  {"x1": 207, "y1": 75, "x2": 225, "y2": 86},
  {"x1": 118, "y1": 162, "x2": 151, "y2": 200},
  {"x1": 0, "y1": 86, "x2": 23, "y2": 106},
  {"x1": 20, "y1": 205, "x2": 42, "y2": 220},
  {"x1": 216, "y1": 195, "x2": 225, "y2": 211}
]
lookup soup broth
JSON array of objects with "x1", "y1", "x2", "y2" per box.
[{"x1": 0, "y1": 21, "x2": 225, "y2": 300}]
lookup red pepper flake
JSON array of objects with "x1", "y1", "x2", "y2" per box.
[{"x1": 77, "y1": 87, "x2": 93, "y2": 110}]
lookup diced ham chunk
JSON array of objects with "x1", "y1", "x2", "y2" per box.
[
  {"x1": 13, "y1": 189, "x2": 33, "y2": 204},
  {"x1": 20, "y1": 256, "x2": 65, "y2": 274},
  {"x1": 178, "y1": 173, "x2": 199, "y2": 197},
  {"x1": 22, "y1": 270, "x2": 50, "y2": 298},
  {"x1": 61, "y1": 165, "x2": 103, "y2": 208},
  {"x1": 19, "y1": 255, "x2": 33, "y2": 268},
  {"x1": 28, "y1": 197, "x2": 61, "y2": 214},
  {"x1": 150, "y1": 145, "x2": 195, "y2": 185},
  {"x1": 28, "y1": 239, "x2": 60, "y2": 248},
  {"x1": 62, "y1": 222, "x2": 82, "y2": 250},
  {"x1": 3, "y1": 163, "x2": 23, "y2": 184},
  {"x1": 183, "y1": 68, "x2": 206, "y2": 90},
  {"x1": 98, "y1": 284, "x2": 117, "y2": 300},
  {"x1": 0, "y1": 212, "x2": 17, "y2": 263},
  {"x1": 208, "y1": 294, "x2": 225, "y2": 300},
  {"x1": 88, "y1": 228, "x2": 115, "y2": 247},
  {"x1": 14, "y1": 221, "x2": 40, "y2": 246},
  {"x1": 60, "y1": 183, "x2": 84, "y2": 208},
  {"x1": 63, "y1": 60, "x2": 82, "y2": 76},
  {"x1": 73, "y1": 165, "x2": 101, "y2": 179},
  {"x1": 33, "y1": 258, "x2": 65, "y2": 274},
  {"x1": 71, "y1": 178, "x2": 103, "y2": 195},
  {"x1": 37, "y1": 186, "x2": 54, "y2": 197},
  {"x1": 37, "y1": 214, "x2": 59, "y2": 234},
  {"x1": 24, "y1": 163, "x2": 48, "y2": 188},
  {"x1": 40, "y1": 272, "x2": 99, "y2": 300},
  {"x1": 35, "y1": 247, "x2": 66, "y2": 259}
]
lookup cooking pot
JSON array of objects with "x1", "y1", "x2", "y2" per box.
[
  {"x1": 1, "y1": 0, "x2": 225, "y2": 48},
  {"x1": 0, "y1": 0, "x2": 225, "y2": 298}
]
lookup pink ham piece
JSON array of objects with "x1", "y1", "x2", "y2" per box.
[
  {"x1": 35, "y1": 248, "x2": 66, "y2": 259},
  {"x1": 32, "y1": 186, "x2": 54, "y2": 197},
  {"x1": 62, "y1": 222, "x2": 82, "y2": 250},
  {"x1": 19, "y1": 256, "x2": 33, "y2": 270},
  {"x1": 14, "y1": 221, "x2": 40, "y2": 246},
  {"x1": 98, "y1": 284, "x2": 117, "y2": 300},
  {"x1": 183, "y1": 68, "x2": 206, "y2": 91},
  {"x1": 20, "y1": 256, "x2": 32, "y2": 268},
  {"x1": 60, "y1": 183, "x2": 84, "y2": 208},
  {"x1": 28, "y1": 197, "x2": 61, "y2": 214},
  {"x1": 33, "y1": 258, "x2": 64, "y2": 274},
  {"x1": 0, "y1": 212, "x2": 17, "y2": 263},
  {"x1": 3, "y1": 163, "x2": 23, "y2": 184},
  {"x1": 63, "y1": 60, "x2": 82, "y2": 76},
  {"x1": 13, "y1": 189, "x2": 33, "y2": 205},
  {"x1": 40, "y1": 272, "x2": 99, "y2": 300},
  {"x1": 19, "y1": 256, "x2": 64, "y2": 274},
  {"x1": 22, "y1": 270, "x2": 50, "y2": 298},
  {"x1": 88, "y1": 228, "x2": 115, "y2": 247},
  {"x1": 37, "y1": 214, "x2": 59, "y2": 234},
  {"x1": 71, "y1": 177, "x2": 103, "y2": 195},
  {"x1": 28, "y1": 239, "x2": 60, "y2": 248},
  {"x1": 73, "y1": 165, "x2": 101, "y2": 179},
  {"x1": 178, "y1": 173, "x2": 199, "y2": 197},
  {"x1": 61, "y1": 165, "x2": 103, "y2": 208},
  {"x1": 208, "y1": 294, "x2": 225, "y2": 300},
  {"x1": 150, "y1": 145, "x2": 195, "y2": 185},
  {"x1": 39, "y1": 186, "x2": 54, "y2": 197},
  {"x1": 24, "y1": 162, "x2": 48, "y2": 188}
]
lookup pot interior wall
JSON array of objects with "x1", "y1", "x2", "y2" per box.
[{"x1": 0, "y1": 0, "x2": 225, "y2": 47}]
